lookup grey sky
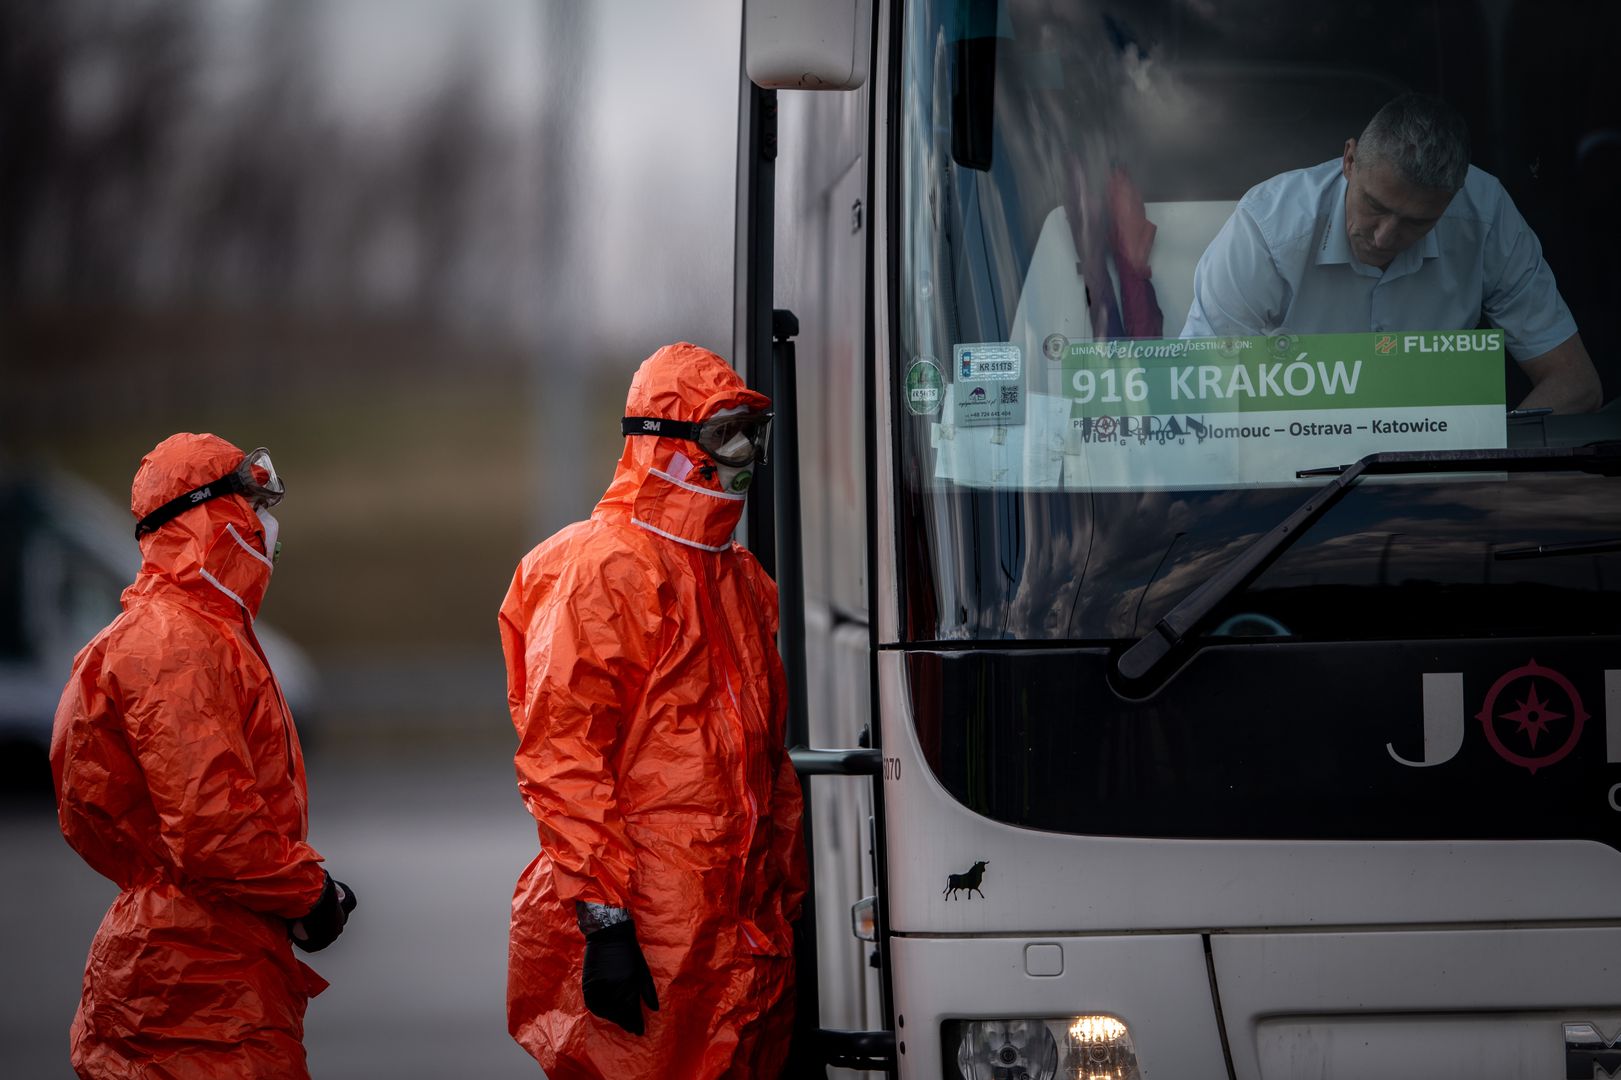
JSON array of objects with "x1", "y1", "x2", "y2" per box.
[{"x1": 271, "y1": 0, "x2": 747, "y2": 360}]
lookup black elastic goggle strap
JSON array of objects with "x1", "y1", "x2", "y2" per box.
[
  {"x1": 622, "y1": 413, "x2": 772, "y2": 467},
  {"x1": 134, "y1": 472, "x2": 251, "y2": 539},
  {"x1": 622, "y1": 416, "x2": 704, "y2": 441}
]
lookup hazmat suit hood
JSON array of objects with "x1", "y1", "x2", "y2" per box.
[
  {"x1": 129, "y1": 432, "x2": 277, "y2": 619},
  {"x1": 596, "y1": 342, "x2": 770, "y2": 551}
]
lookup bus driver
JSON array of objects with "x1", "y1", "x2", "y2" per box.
[{"x1": 1180, "y1": 93, "x2": 1601, "y2": 414}]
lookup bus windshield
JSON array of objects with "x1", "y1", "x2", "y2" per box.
[{"x1": 894, "y1": 0, "x2": 1621, "y2": 644}]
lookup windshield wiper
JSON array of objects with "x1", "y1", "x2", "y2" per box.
[
  {"x1": 1115, "y1": 443, "x2": 1621, "y2": 684},
  {"x1": 1495, "y1": 537, "x2": 1621, "y2": 560}
]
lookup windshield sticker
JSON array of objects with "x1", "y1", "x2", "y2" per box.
[
  {"x1": 934, "y1": 387, "x2": 1066, "y2": 487},
  {"x1": 905, "y1": 357, "x2": 944, "y2": 416},
  {"x1": 953, "y1": 341, "x2": 1026, "y2": 429},
  {"x1": 957, "y1": 341, "x2": 1021, "y2": 381},
  {"x1": 1048, "y1": 331, "x2": 1507, "y2": 490}
]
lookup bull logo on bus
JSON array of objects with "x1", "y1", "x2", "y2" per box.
[
  {"x1": 943, "y1": 861, "x2": 988, "y2": 900},
  {"x1": 1390, "y1": 662, "x2": 1618, "y2": 778}
]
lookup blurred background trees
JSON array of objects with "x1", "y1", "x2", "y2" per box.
[
  {"x1": 2, "y1": 0, "x2": 540, "y2": 328},
  {"x1": 0, "y1": 0, "x2": 743, "y2": 750}
]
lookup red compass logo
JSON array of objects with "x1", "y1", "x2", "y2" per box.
[{"x1": 1474, "y1": 659, "x2": 1589, "y2": 773}]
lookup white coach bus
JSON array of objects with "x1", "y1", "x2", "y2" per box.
[{"x1": 734, "y1": 2, "x2": 1621, "y2": 1077}]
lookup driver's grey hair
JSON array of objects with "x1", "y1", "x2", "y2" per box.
[{"x1": 1356, "y1": 93, "x2": 1471, "y2": 192}]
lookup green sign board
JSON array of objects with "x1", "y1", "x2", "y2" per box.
[
  {"x1": 1060, "y1": 331, "x2": 1504, "y2": 414},
  {"x1": 931, "y1": 331, "x2": 1509, "y2": 491}
]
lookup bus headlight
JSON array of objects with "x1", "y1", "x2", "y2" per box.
[{"x1": 945, "y1": 1015, "x2": 1140, "y2": 1080}]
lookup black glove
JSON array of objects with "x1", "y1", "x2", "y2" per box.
[
  {"x1": 289, "y1": 872, "x2": 356, "y2": 953},
  {"x1": 581, "y1": 919, "x2": 660, "y2": 1035}
]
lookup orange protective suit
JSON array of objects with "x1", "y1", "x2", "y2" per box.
[
  {"x1": 500, "y1": 342, "x2": 807, "y2": 1079},
  {"x1": 51, "y1": 433, "x2": 330, "y2": 1080}
]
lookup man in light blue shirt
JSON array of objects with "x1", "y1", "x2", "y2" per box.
[{"x1": 1182, "y1": 94, "x2": 1600, "y2": 413}]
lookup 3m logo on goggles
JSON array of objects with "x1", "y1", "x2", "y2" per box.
[
  {"x1": 621, "y1": 413, "x2": 773, "y2": 467},
  {"x1": 135, "y1": 447, "x2": 284, "y2": 538}
]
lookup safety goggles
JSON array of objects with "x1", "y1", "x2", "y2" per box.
[
  {"x1": 135, "y1": 447, "x2": 284, "y2": 538},
  {"x1": 621, "y1": 411, "x2": 774, "y2": 468}
]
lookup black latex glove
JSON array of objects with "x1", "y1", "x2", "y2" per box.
[
  {"x1": 581, "y1": 919, "x2": 660, "y2": 1035},
  {"x1": 289, "y1": 872, "x2": 356, "y2": 953}
]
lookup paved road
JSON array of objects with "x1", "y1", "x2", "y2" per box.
[{"x1": 1, "y1": 750, "x2": 543, "y2": 1079}]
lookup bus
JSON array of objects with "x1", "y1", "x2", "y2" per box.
[{"x1": 736, "y1": 1, "x2": 1621, "y2": 1077}]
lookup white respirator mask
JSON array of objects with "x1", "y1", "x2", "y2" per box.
[{"x1": 256, "y1": 506, "x2": 281, "y2": 566}]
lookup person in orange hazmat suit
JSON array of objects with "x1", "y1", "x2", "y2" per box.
[
  {"x1": 500, "y1": 342, "x2": 807, "y2": 1079},
  {"x1": 51, "y1": 432, "x2": 356, "y2": 1080}
]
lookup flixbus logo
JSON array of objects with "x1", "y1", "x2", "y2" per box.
[
  {"x1": 1375, "y1": 335, "x2": 1398, "y2": 354},
  {"x1": 1391, "y1": 664, "x2": 1621, "y2": 809},
  {"x1": 1401, "y1": 330, "x2": 1503, "y2": 353}
]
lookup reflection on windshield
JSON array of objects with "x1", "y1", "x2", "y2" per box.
[{"x1": 895, "y1": 0, "x2": 1621, "y2": 643}]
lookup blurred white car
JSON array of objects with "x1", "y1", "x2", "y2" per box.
[{"x1": 0, "y1": 464, "x2": 319, "y2": 797}]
